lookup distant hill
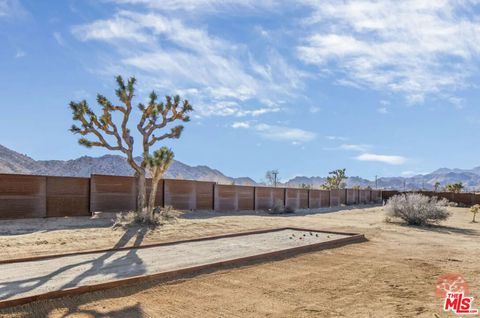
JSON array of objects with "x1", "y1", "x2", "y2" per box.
[
  {"x1": 0, "y1": 144, "x2": 479, "y2": 190},
  {"x1": 0, "y1": 144, "x2": 255, "y2": 185}
]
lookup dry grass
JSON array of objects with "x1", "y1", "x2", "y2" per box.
[{"x1": 0, "y1": 206, "x2": 479, "y2": 317}]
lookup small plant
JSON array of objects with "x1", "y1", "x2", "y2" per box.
[
  {"x1": 385, "y1": 193, "x2": 451, "y2": 226},
  {"x1": 267, "y1": 199, "x2": 294, "y2": 214},
  {"x1": 113, "y1": 206, "x2": 180, "y2": 229},
  {"x1": 471, "y1": 204, "x2": 480, "y2": 223}
]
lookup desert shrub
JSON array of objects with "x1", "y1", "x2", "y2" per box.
[
  {"x1": 267, "y1": 199, "x2": 294, "y2": 214},
  {"x1": 471, "y1": 204, "x2": 480, "y2": 223},
  {"x1": 385, "y1": 193, "x2": 451, "y2": 226},
  {"x1": 113, "y1": 206, "x2": 180, "y2": 229}
]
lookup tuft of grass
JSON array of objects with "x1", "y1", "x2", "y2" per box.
[{"x1": 112, "y1": 206, "x2": 181, "y2": 229}]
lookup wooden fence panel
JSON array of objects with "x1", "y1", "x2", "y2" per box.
[
  {"x1": 453, "y1": 193, "x2": 475, "y2": 206},
  {"x1": 164, "y1": 179, "x2": 214, "y2": 210},
  {"x1": 47, "y1": 176, "x2": 90, "y2": 217},
  {"x1": 371, "y1": 190, "x2": 382, "y2": 203},
  {"x1": 0, "y1": 174, "x2": 46, "y2": 219},
  {"x1": 308, "y1": 190, "x2": 321, "y2": 209},
  {"x1": 346, "y1": 189, "x2": 358, "y2": 205},
  {"x1": 319, "y1": 190, "x2": 330, "y2": 207},
  {"x1": 237, "y1": 186, "x2": 255, "y2": 210},
  {"x1": 339, "y1": 189, "x2": 347, "y2": 205},
  {"x1": 164, "y1": 179, "x2": 195, "y2": 210},
  {"x1": 285, "y1": 188, "x2": 308, "y2": 210},
  {"x1": 330, "y1": 189, "x2": 341, "y2": 207},
  {"x1": 359, "y1": 190, "x2": 369, "y2": 204},
  {"x1": 214, "y1": 185, "x2": 254, "y2": 211},
  {"x1": 90, "y1": 175, "x2": 136, "y2": 212},
  {"x1": 254, "y1": 187, "x2": 284, "y2": 210},
  {"x1": 195, "y1": 181, "x2": 215, "y2": 210}
]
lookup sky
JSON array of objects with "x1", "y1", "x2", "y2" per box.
[{"x1": 1, "y1": 0, "x2": 480, "y2": 182}]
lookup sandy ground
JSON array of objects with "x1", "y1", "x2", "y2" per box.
[
  {"x1": 0, "y1": 229, "x2": 348, "y2": 302},
  {"x1": 0, "y1": 205, "x2": 479, "y2": 317}
]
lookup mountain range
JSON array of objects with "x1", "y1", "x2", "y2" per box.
[{"x1": 1, "y1": 144, "x2": 479, "y2": 190}]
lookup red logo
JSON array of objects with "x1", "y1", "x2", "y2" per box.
[{"x1": 436, "y1": 273, "x2": 478, "y2": 315}]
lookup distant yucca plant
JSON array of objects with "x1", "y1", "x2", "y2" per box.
[{"x1": 385, "y1": 193, "x2": 451, "y2": 226}]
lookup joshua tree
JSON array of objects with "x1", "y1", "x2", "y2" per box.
[
  {"x1": 321, "y1": 168, "x2": 347, "y2": 189},
  {"x1": 470, "y1": 204, "x2": 480, "y2": 223},
  {"x1": 70, "y1": 76, "x2": 192, "y2": 215},
  {"x1": 434, "y1": 181, "x2": 441, "y2": 192},
  {"x1": 147, "y1": 147, "x2": 174, "y2": 219},
  {"x1": 444, "y1": 182, "x2": 464, "y2": 193},
  {"x1": 265, "y1": 170, "x2": 279, "y2": 187}
]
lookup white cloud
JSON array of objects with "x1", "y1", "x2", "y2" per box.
[
  {"x1": 254, "y1": 123, "x2": 316, "y2": 142},
  {"x1": 325, "y1": 135, "x2": 347, "y2": 141},
  {"x1": 297, "y1": 0, "x2": 480, "y2": 103},
  {"x1": 339, "y1": 144, "x2": 370, "y2": 152},
  {"x1": 0, "y1": 0, "x2": 26, "y2": 18},
  {"x1": 14, "y1": 49, "x2": 25, "y2": 58},
  {"x1": 231, "y1": 121, "x2": 250, "y2": 129},
  {"x1": 356, "y1": 153, "x2": 406, "y2": 165},
  {"x1": 377, "y1": 107, "x2": 388, "y2": 114},
  {"x1": 72, "y1": 10, "x2": 305, "y2": 118},
  {"x1": 53, "y1": 32, "x2": 66, "y2": 47},
  {"x1": 110, "y1": 0, "x2": 278, "y2": 12},
  {"x1": 233, "y1": 121, "x2": 316, "y2": 143}
]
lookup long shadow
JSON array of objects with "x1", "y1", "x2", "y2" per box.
[
  {"x1": 3, "y1": 302, "x2": 146, "y2": 318},
  {"x1": 399, "y1": 223, "x2": 479, "y2": 236},
  {"x1": 0, "y1": 227, "x2": 148, "y2": 302},
  {"x1": 0, "y1": 217, "x2": 113, "y2": 236},
  {"x1": 181, "y1": 204, "x2": 383, "y2": 220}
]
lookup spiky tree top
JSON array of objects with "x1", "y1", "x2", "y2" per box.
[
  {"x1": 69, "y1": 76, "x2": 192, "y2": 173},
  {"x1": 148, "y1": 147, "x2": 174, "y2": 178}
]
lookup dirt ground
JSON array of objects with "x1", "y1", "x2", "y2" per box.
[{"x1": 0, "y1": 206, "x2": 479, "y2": 317}]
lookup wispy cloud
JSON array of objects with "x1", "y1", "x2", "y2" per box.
[
  {"x1": 297, "y1": 0, "x2": 480, "y2": 104},
  {"x1": 232, "y1": 121, "x2": 316, "y2": 143},
  {"x1": 377, "y1": 107, "x2": 388, "y2": 114},
  {"x1": 356, "y1": 153, "x2": 406, "y2": 165},
  {"x1": 14, "y1": 49, "x2": 25, "y2": 58},
  {"x1": 231, "y1": 121, "x2": 250, "y2": 129},
  {"x1": 325, "y1": 135, "x2": 347, "y2": 141},
  {"x1": 72, "y1": 9, "x2": 305, "y2": 118},
  {"x1": 0, "y1": 0, "x2": 26, "y2": 18},
  {"x1": 110, "y1": 0, "x2": 278, "y2": 12},
  {"x1": 339, "y1": 144, "x2": 370, "y2": 152},
  {"x1": 53, "y1": 31, "x2": 66, "y2": 47}
]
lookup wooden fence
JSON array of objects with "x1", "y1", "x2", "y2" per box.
[{"x1": 0, "y1": 173, "x2": 383, "y2": 219}]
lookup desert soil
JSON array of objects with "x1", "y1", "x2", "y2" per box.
[{"x1": 0, "y1": 206, "x2": 479, "y2": 317}]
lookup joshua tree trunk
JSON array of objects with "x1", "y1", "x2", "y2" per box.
[
  {"x1": 147, "y1": 176, "x2": 161, "y2": 220},
  {"x1": 137, "y1": 173, "x2": 147, "y2": 215}
]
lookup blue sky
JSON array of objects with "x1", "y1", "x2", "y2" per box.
[{"x1": 1, "y1": 0, "x2": 480, "y2": 182}]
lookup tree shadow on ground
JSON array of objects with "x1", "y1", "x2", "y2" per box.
[
  {"x1": 2, "y1": 301, "x2": 146, "y2": 318},
  {"x1": 399, "y1": 223, "x2": 479, "y2": 236},
  {"x1": 0, "y1": 227, "x2": 148, "y2": 304},
  {"x1": 0, "y1": 244, "x2": 331, "y2": 318},
  {"x1": 181, "y1": 204, "x2": 382, "y2": 220}
]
